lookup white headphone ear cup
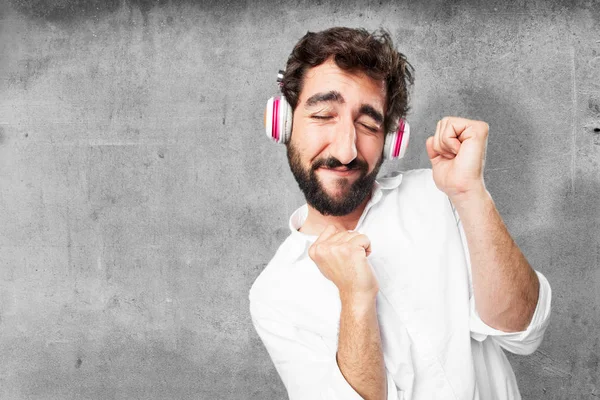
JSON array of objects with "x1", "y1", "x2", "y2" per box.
[
  {"x1": 279, "y1": 96, "x2": 293, "y2": 144},
  {"x1": 265, "y1": 97, "x2": 276, "y2": 142},
  {"x1": 384, "y1": 119, "x2": 410, "y2": 160},
  {"x1": 383, "y1": 130, "x2": 395, "y2": 160},
  {"x1": 264, "y1": 96, "x2": 293, "y2": 144}
]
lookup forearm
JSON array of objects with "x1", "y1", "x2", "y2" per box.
[
  {"x1": 452, "y1": 186, "x2": 539, "y2": 332},
  {"x1": 337, "y1": 292, "x2": 387, "y2": 400}
]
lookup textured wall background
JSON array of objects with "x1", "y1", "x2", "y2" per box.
[{"x1": 0, "y1": 0, "x2": 598, "y2": 399}]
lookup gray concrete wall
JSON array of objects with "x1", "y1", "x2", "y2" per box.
[{"x1": 0, "y1": 0, "x2": 598, "y2": 398}]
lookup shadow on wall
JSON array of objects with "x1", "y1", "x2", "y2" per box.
[
  {"x1": 514, "y1": 94, "x2": 600, "y2": 395},
  {"x1": 418, "y1": 82, "x2": 541, "y2": 221},
  {"x1": 429, "y1": 83, "x2": 600, "y2": 394}
]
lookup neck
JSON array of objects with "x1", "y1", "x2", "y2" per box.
[{"x1": 298, "y1": 194, "x2": 372, "y2": 236}]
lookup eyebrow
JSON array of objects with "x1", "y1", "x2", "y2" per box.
[
  {"x1": 358, "y1": 104, "x2": 384, "y2": 126},
  {"x1": 305, "y1": 90, "x2": 345, "y2": 107},
  {"x1": 304, "y1": 90, "x2": 384, "y2": 126}
]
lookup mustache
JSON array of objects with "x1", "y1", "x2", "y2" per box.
[{"x1": 311, "y1": 157, "x2": 368, "y2": 171}]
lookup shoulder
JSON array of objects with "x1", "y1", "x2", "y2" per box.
[
  {"x1": 397, "y1": 168, "x2": 437, "y2": 192},
  {"x1": 382, "y1": 168, "x2": 447, "y2": 203},
  {"x1": 249, "y1": 234, "x2": 296, "y2": 309},
  {"x1": 373, "y1": 169, "x2": 455, "y2": 229}
]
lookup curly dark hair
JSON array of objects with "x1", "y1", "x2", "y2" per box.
[{"x1": 281, "y1": 27, "x2": 414, "y2": 135}]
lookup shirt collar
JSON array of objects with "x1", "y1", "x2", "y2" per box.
[{"x1": 286, "y1": 171, "x2": 404, "y2": 262}]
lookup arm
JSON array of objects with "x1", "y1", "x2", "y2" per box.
[
  {"x1": 426, "y1": 116, "x2": 547, "y2": 333},
  {"x1": 250, "y1": 295, "x2": 398, "y2": 400},
  {"x1": 451, "y1": 187, "x2": 539, "y2": 332},
  {"x1": 309, "y1": 226, "x2": 388, "y2": 400},
  {"x1": 338, "y1": 292, "x2": 387, "y2": 400},
  {"x1": 454, "y1": 199, "x2": 552, "y2": 354}
]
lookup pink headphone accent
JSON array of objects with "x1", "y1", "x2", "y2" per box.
[
  {"x1": 272, "y1": 97, "x2": 279, "y2": 142},
  {"x1": 383, "y1": 118, "x2": 410, "y2": 160}
]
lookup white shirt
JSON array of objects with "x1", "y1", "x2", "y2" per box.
[{"x1": 249, "y1": 169, "x2": 552, "y2": 400}]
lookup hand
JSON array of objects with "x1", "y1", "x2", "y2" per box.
[
  {"x1": 308, "y1": 225, "x2": 379, "y2": 300},
  {"x1": 425, "y1": 116, "x2": 489, "y2": 201}
]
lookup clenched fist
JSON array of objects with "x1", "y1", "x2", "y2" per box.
[
  {"x1": 308, "y1": 225, "x2": 379, "y2": 300},
  {"x1": 425, "y1": 116, "x2": 489, "y2": 201}
]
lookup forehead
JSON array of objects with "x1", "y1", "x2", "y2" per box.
[{"x1": 299, "y1": 59, "x2": 386, "y2": 108}]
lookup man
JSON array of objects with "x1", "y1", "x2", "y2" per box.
[{"x1": 249, "y1": 27, "x2": 551, "y2": 400}]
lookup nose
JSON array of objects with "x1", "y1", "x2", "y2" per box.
[{"x1": 329, "y1": 118, "x2": 357, "y2": 165}]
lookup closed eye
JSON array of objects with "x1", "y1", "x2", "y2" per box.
[
  {"x1": 361, "y1": 124, "x2": 379, "y2": 133},
  {"x1": 312, "y1": 116, "x2": 332, "y2": 120}
]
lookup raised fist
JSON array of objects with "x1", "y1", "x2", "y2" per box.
[
  {"x1": 425, "y1": 116, "x2": 488, "y2": 200},
  {"x1": 308, "y1": 225, "x2": 379, "y2": 300}
]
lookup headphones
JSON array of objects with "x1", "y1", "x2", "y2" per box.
[{"x1": 264, "y1": 70, "x2": 410, "y2": 160}]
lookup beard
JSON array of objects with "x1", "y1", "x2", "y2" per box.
[{"x1": 286, "y1": 141, "x2": 384, "y2": 216}]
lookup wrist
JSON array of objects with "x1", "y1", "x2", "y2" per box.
[
  {"x1": 449, "y1": 183, "x2": 489, "y2": 211},
  {"x1": 339, "y1": 290, "x2": 378, "y2": 315}
]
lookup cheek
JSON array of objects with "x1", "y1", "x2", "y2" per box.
[
  {"x1": 357, "y1": 135, "x2": 384, "y2": 162},
  {"x1": 294, "y1": 126, "x2": 332, "y2": 159}
]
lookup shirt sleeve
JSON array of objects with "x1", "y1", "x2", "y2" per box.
[
  {"x1": 249, "y1": 297, "x2": 402, "y2": 400},
  {"x1": 452, "y1": 202, "x2": 552, "y2": 356}
]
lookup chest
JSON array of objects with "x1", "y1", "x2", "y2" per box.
[{"x1": 284, "y1": 197, "x2": 472, "y2": 350}]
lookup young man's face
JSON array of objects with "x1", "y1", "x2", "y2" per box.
[{"x1": 286, "y1": 58, "x2": 387, "y2": 216}]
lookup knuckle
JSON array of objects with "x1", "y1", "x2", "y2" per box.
[
  {"x1": 474, "y1": 122, "x2": 489, "y2": 137},
  {"x1": 322, "y1": 244, "x2": 333, "y2": 256},
  {"x1": 335, "y1": 243, "x2": 351, "y2": 256},
  {"x1": 339, "y1": 244, "x2": 352, "y2": 256},
  {"x1": 312, "y1": 243, "x2": 323, "y2": 255}
]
